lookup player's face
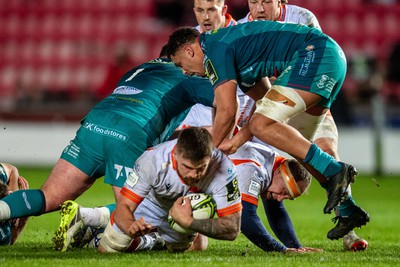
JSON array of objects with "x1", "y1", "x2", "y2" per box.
[
  {"x1": 171, "y1": 46, "x2": 206, "y2": 77},
  {"x1": 248, "y1": 0, "x2": 281, "y2": 21},
  {"x1": 193, "y1": 0, "x2": 227, "y2": 32},
  {"x1": 265, "y1": 167, "x2": 295, "y2": 201},
  {"x1": 175, "y1": 154, "x2": 211, "y2": 186}
]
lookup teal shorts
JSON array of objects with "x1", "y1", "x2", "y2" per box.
[
  {"x1": 61, "y1": 110, "x2": 151, "y2": 188},
  {"x1": 274, "y1": 38, "x2": 347, "y2": 108}
]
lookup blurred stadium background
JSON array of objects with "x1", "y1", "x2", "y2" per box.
[{"x1": 0, "y1": 0, "x2": 399, "y2": 174}]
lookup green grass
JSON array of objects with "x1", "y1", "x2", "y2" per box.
[{"x1": 1, "y1": 167, "x2": 400, "y2": 266}]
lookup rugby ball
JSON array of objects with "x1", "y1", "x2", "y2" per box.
[{"x1": 168, "y1": 193, "x2": 216, "y2": 234}]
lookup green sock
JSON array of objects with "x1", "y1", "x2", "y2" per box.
[
  {"x1": 105, "y1": 203, "x2": 116, "y2": 214},
  {"x1": 304, "y1": 143, "x2": 342, "y2": 177},
  {"x1": 338, "y1": 195, "x2": 356, "y2": 217},
  {"x1": 2, "y1": 189, "x2": 45, "y2": 218}
]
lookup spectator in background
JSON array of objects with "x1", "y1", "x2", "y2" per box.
[{"x1": 95, "y1": 47, "x2": 134, "y2": 100}]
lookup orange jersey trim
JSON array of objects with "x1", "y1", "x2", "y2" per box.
[
  {"x1": 121, "y1": 187, "x2": 144, "y2": 205},
  {"x1": 217, "y1": 202, "x2": 242, "y2": 217},
  {"x1": 241, "y1": 193, "x2": 259, "y2": 206},
  {"x1": 110, "y1": 211, "x2": 115, "y2": 225},
  {"x1": 273, "y1": 156, "x2": 285, "y2": 171},
  {"x1": 231, "y1": 159, "x2": 261, "y2": 167}
]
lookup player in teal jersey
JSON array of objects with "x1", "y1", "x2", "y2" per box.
[
  {"x1": 0, "y1": 163, "x2": 29, "y2": 245},
  {"x1": 0, "y1": 57, "x2": 215, "y2": 235},
  {"x1": 166, "y1": 22, "x2": 366, "y2": 230}
]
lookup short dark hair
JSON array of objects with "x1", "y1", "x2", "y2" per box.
[
  {"x1": 166, "y1": 27, "x2": 200, "y2": 58},
  {"x1": 286, "y1": 159, "x2": 312, "y2": 193},
  {"x1": 0, "y1": 181, "x2": 9, "y2": 199},
  {"x1": 176, "y1": 127, "x2": 213, "y2": 163},
  {"x1": 159, "y1": 44, "x2": 169, "y2": 58}
]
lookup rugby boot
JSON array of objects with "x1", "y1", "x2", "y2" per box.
[
  {"x1": 324, "y1": 163, "x2": 357, "y2": 214},
  {"x1": 327, "y1": 205, "x2": 370, "y2": 240}
]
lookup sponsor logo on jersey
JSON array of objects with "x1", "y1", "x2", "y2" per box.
[
  {"x1": 299, "y1": 50, "x2": 315, "y2": 76},
  {"x1": 126, "y1": 171, "x2": 139, "y2": 188},
  {"x1": 226, "y1": 178, "x2": 240, "y2": 202},
  {"x1": 165, "y1": 183, "x2": 172, "y2": 191},
  {"x1": 316, "y1": 75, "x2": 336, "y2": 90},
  {"x1": 248, "y1": 180, "x2": 261, "y2": 196},
  {"x1": 113, "y1": 86, "x2": 143, "y2": 95},
  {"x1": 83, "y1": 122, "x2": 128, "y2": 142},
  {"x1": 63, "y1": 141, "x2": 80, "y2": 159},
  {"x1": 205, "y1": 59, "x2": 218, "y2": 85}
]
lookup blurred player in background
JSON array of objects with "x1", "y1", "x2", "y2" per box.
[
  {"x1": 237, "y1": 0, "x2": 368, "y2": 251},
  {"x1": 98, "y1": 127, "x2": 241, "y2": 253},
  {"x1": 0, "y1": 52, "x2": 217, "y2": 247},
  {"x1": 0, "y1": 163, "x2": 29, "y2": 245}
]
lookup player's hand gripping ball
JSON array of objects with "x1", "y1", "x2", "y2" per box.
[{"x1": 168, "y1": 193, "x2": 216, "y2": 234}]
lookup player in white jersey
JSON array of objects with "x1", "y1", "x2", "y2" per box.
[
  {"x1": 230, "y1": 142, "x2": 322, "y2": 252},
  {"x1": 236, "y1": 0, "x2": 368, "y2": 251},
  {"x1": 237, "y1": 0, "x2": 320, "y2": 29},
  {"x1": 98, "y1": 127, "x2": 242, "y2": 253}
]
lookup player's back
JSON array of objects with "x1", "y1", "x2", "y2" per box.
[
  {"x1": 91, "y1": 58, "x2": 214, "y2": 145},
  {"x1": 201, "y1": 21, "x2": 327, "y2": 90}
]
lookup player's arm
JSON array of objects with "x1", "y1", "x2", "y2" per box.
[
  {"x1": 241, "y1": 201, "x2": 287, "y2": 252},
  {"x1": 263, "y1": 198, "x2": 302, "y2": 248},
  {"x1": 169, "y1": 196, "x2": 241, "y2": 241},
  {"x1": 219, "y1": 77, "x2": 271, "y2": 154},
  {"x1": 113, "y1": 193, "x2": 152, "y2": 238},
  {"x1": 212, "y1": 80, "x2": 239, "y2": 147}
]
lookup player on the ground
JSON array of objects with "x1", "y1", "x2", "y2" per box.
[
  {"x1": 0, "y1": 163, "x2": 29, "y2": 245},
  {"x1": 166, "y1": 22, "x2": 369, "y2": 237},
  {"x1": 98, "y1": 127, "x2": 242, "y2": 253},
  {"x1": 230, "y1": 141, "x2": 321, "y2": 252},
  {"x1": 0, "y1": 53, "x2": 217, "y2": 247}
]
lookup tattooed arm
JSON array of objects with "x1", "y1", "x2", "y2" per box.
[{"x1": 169, "y1": 196, "x2": 241, "y2": 241}]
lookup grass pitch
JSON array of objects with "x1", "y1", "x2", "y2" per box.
[{"x1": 1, "y1": 167, "x2": 399, "y2": 267}]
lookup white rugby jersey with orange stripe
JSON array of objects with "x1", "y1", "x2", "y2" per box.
[
  {"x1": 237, "y1": 4, "x2": 321, "y2": 30},
  {"x1": 229, "y1": 141, "x2": 285, "y2": 206},
  {"x1": 121, "y1": 139, "x2": 242, "y2": 218}
]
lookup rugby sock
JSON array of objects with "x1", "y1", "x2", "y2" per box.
[
  {"x1": 81, "y1": 205, "x2": 114, "y2": 228},
  {"x1": 337, "y1": 195, "x2": 356, "y2": 217},
  {"x1": 304, "y1": 143, "x2": 342, "y2": 178},
  {"x1": 0, "y1": 189, "x2": 45, "y2": 219}
]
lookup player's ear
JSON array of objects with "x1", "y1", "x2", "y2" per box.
[{"x1": 184, "y1": 45, "x2": 195, "y2": 57}]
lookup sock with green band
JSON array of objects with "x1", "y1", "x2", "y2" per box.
[
  {"x1": 1, "y1": 189, "x2": 45, "y2": 219},
  {"x1": 338, "y1": 195, "x2": 356, "y2": 217},
  {"x1": 304, "y1": 143, "x2": 342, "y2": 178}
]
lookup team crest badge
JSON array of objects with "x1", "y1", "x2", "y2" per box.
[{"x1": 205, "y1": 59, "x2": 218, "y2": 85}]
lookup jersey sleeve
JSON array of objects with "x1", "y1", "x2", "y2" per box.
[
  {"x1": 121, "y1": 150, "x2": 154, "y2": 205},
  {"x1": 204, "y1": 42, "x2": 237, "y2": 89},
  {"x1": 209, "y1": 160, "x2": 242, "y2": 217}
]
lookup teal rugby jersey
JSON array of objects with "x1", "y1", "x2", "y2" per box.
[
  {"x1": 0, "y1": 164, "x2": 11, "y2": 245},
  {"x1": 200, "y1": 20, "x2": 346, "y2": 107},
  {"x1": 89, "y1": 58, "x2": 214, "y2": 146}
]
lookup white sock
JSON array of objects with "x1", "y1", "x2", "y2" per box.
[
  {"x1": 0, "y1": 201, "x2": 11, "y2": 220},
  {"x1": 80, "y1": 206, "x2": 110, "y2": 228}
]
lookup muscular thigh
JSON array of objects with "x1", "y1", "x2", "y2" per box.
[
  {"x1": 41, "y1": 158, "x2": 96, "y2": 211},
  {"x1": 273, "y1": 38, "x2": 346, "y2": 109}
]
